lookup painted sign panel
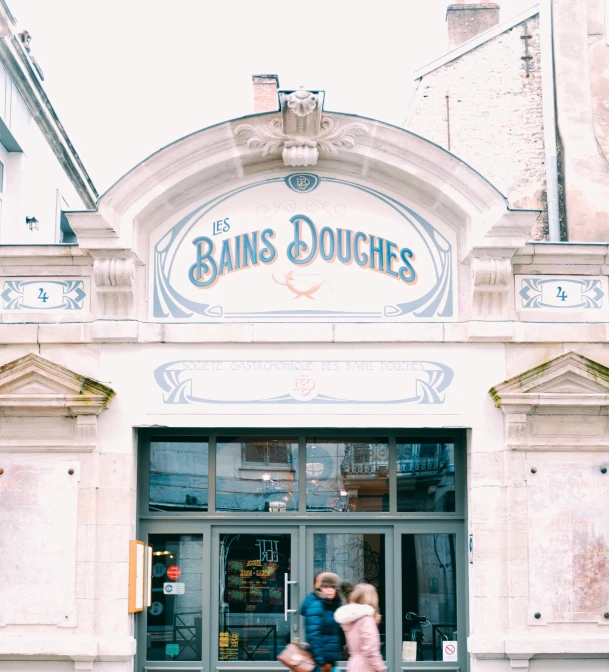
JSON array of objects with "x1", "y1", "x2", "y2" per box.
[
  {"x1": 152, "y1": 173, "x2": 455, "y2": 322},
  {"x1": 100, "y1": 343, "x2": 505, "y2": 423},
  {"x1": 0, "y1": 462, "x2": 79, "y2": 625},
  {"x1": 154, "y1": 358, "x2": 453, "y2": 406},
  {"x1": 1, "y1": 278, "x2": 87, "y2": 312},
  {"x1": 517, "y1": 275, "x2": 606, "y2": 314},
  {"x1": 527, "y1": 460, "x2": 609, "y2": 623},
  {"x1": 442, "y1": 641, "x2": 458, "y2": 662}
]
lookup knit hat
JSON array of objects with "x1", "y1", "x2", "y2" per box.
[{"x1": 317, "y1": 572, "x2": 340, "y2": 588}]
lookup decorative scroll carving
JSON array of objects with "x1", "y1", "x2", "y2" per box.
[
  {"x1": 93, "y1": 257, "x2": 136, "y2": 318},
  {"x1": 235, "y1": 89, "x2": 367, "y2": 167},
  {"x1": 471, "y1": 257, "x2": 512, "y2": 318}
]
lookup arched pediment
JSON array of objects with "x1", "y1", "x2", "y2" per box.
[{"x1": 67, "y1": 92, "x2": 538, "y2": 263}]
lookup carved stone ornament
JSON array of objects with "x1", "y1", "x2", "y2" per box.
[
  {"x1": 93, "y1": 256, "x2": 136, "y2": 319},
  {"x1": 0, "y1": 353, "x2": 115, "y2": 452},
  {"x1": 235, "y1": 89, "x2": 368, "y2": 167},
  {"x1": 489, "y1": 351, "x2": 609, "y2": 451},
  {"x1": 471, "y1": 257, "x2": 512, "y2": 319}
]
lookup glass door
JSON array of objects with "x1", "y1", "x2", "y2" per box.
[
  {"x1": 396, "y1": 521, "x2": 466, "y2": 669},
  {"x1": 307, "y1": 526, "x2": 393, "y2": 670},
  {"x1": 140, "y1": 525, "x2": 208, "y2": 670},
  {"x1": 213, "y1": 527, "x2": 300, "y2": 668}
]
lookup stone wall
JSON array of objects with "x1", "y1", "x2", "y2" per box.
[{"x1": 407, "y1": 15, "x2": 547, "y2": 238}]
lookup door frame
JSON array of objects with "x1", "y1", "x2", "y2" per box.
[
  {"x1": 136, "y1": 430, "x2": 469, "y2": 672},
  {"x1": 137, "y1": 520, "x2": 212, "y2": 672},
  {"x1": 305, "y1": 524, "x2": 395, "y2": 671},
  {"x1": 211, "y1": 525, "x2": 303, "y2": 671}
]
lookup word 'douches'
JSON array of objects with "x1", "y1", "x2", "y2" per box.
[{"x1": 189, "y1": 214, "x2": 417, "y2": 288}]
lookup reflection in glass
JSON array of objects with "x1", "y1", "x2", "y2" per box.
[
  {"x1": 314, "y1": 533, "x2": 386, "y2": 660},
  {"x1": 147, "y1": 534, "x2": 203, "y2": 661},
  {"x1": 216, "y1": 438, "x2": 298, "y2": 512},
  {"x1": 306, "y1": 440, "x2": 389, "y2": 512},
  {"x1": 219, "y1": 533, "x2": 291, "y2": 661},
  {"x1": 150, "y1": 441, "x2": 208, "y2": 512},
  {"x1": 397, "y1": 443, "x2": 455, "y2": 512},
  {"x1": 402, "y1": 534, "x2": 457, "y2": 662}
]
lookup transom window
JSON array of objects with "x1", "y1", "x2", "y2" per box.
[{"x1": 143, "y1": 431, "x2": 463, "y2": 516}]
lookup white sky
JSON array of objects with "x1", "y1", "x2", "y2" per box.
[{"x1": 10, "y1": 0, "x2": 536, "y2": 194}]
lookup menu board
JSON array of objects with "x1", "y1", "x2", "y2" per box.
[{"x1": 222, "y1": 535, "x2": 289, "y2": 613}]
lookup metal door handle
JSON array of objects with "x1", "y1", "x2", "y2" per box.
[{"x1": 284, "y1": 572, "x2": 297, "y2": 621}]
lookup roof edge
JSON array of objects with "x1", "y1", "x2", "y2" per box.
[
  {"x1": 414, "y1": 3, "x2": 540, "y2": 79},
  {"x1": 0, "y1": 5, "x2": 98, "y2": 207}
]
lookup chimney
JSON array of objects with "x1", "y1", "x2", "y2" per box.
[
  {"x1": 252, "y1": 74, "x2": 280, "y2": 113},
  {"x1": 446, "y1": 2, "x2": 500, "y2": 49}
]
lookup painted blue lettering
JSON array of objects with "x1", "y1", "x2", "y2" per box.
[
  {"x1": 319, "y1": 227, "x2": 335, "y2": 261},
  {"x1": 260, "y1": 228, "x2": 277, "y2": 263},
  {"x1": 189, "y1": 237, "x2": 217, "y2": 287},
  {"x1": 369, "y1": 235, "x2": 384, "y2": 271},
  {"x1": 399, "y1": 248, "x2": 416, "y2": 283},
  {"x1": 385, "y1": 241, "x2": 398, "y2": 278},
  {"x1": 234, "y1": 234, "x2": 242, "y2": 270},
  {"x1": 218, "y1": 239, "x2": 234, "y2": 275},
  {"x1": 354, "y1": 232, "x2": 368, "y2": 267},
  {"x1": 242, "y1": 231, "x2": 259, "y2": 267},
  {"x1": 336, "y1": 228, "x2": 352, "y2": 263},
  {"x1": 287, "y1": 215, "x2": 317, "y2": 265}
]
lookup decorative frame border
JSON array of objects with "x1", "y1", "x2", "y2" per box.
[{"x1": 152, "y1": 174, "x2": 454, "y2": 321}]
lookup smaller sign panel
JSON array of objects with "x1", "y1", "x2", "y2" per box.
[
  {"x1": 517, "y1": 275, "x2": 607, "y2": 316},
  {"x1": 443, "y1": 641, "x2": 458, "y2": 662},
  {"x1": 402, "y1": 642, "x2": 417, "y2": 662},
  {"x1": 163, "y1": 582, "x2": 185, "y2": 595},
  {"x1": 1, "y1": 278, "x2": 88, "y2": 313},
  {"x1": 150, "y1": 601, "x2": 164, "y2": 616},
  {"x1": 128, "y1": 540, "x2": 145, "y2": 613},
  {"x1": 166, "y1": 565, "x2": 181, "y2": 581},
  {"x1": 166, "y1": 644, "x2": 180, "y2": 657}
]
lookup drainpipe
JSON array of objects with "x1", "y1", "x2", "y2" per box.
[{"x1": 540, "y1": 0, "x2": 561, "y2": 241}]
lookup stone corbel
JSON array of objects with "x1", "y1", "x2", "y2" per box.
[
  {"x1": 235, "y1": 90, "x2": 368, "y2": 167},
  {"x1": 509, "y1": 655, "x2": 532, "y2": 670},
  {"x1": 471, "y1": 257, "x2": 512, "y2": 319},
  {"x1": 93, "y1": 256, "x2": 136, "y2": 319}
]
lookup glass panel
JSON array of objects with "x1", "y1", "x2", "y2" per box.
[
  {"x1": 149, "y1": 440, "x2": 208, "y2": 512},
  {"x1": 401, "y1": 534, "x2": 457, "y2": 662},
  {"x1": 306, "y1": 439, "x2": 389, "y2": 512},
  {"x1": 147, "y1": 533, "x2": 203, "y2": 661},
  {"x1": 397, "y1": 442, "x2": 455, "y2": 512},
  {"x1": 219, "y1": 533, "x2": 291, "y2": 661},
  {"x1": 314, "y1": 533, "x2": 386, "y2": 661},
  {"x1": 216, "y1": 437, "x2": 298, "y2": 512}
]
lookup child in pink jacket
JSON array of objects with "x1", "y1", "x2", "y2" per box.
[{"x1": 334, "y1": 584, "x2": 387, "y2": 672}]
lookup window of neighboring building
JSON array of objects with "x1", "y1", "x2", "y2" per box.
[{"x1": 242, "y1": 439, "x2": 292, "y2": 466}]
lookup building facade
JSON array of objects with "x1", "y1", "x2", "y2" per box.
[
  {"x1": 0, "y1": 1, "x2": 96, "y2": 245},
  {"x1": 1, "y1": 2, "x2": 609, "y2": 672}
]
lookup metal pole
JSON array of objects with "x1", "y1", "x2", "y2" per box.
[{"x1": 540, "y1": 0, "x2": 561, "y2": 241}]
